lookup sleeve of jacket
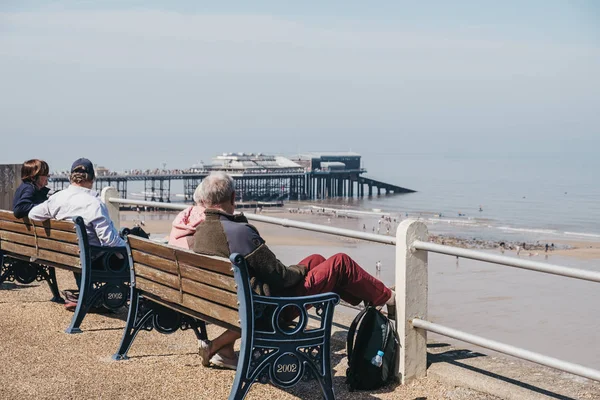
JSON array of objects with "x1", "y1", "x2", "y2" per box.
[
  {"x1": 13, "y1": 185, "x2": 37, "y2": 218},
  {"x1": 245, "y1": 243, "x2": 307, "y2": 289}
]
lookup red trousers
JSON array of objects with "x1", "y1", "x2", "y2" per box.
[{"x1": 292, "y1": 253, "x2": 391, "y2": 306}]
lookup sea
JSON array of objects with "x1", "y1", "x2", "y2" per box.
[{"x1": 324, "y1": 151, "x2": 600, "y2": 244}]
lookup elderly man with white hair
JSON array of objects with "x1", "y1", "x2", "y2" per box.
[{"x1": 192, "y1": 171, "x2": 396, "y2": 370}]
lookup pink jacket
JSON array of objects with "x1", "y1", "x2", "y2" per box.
[{"x1": 168, "y1": 205, "x2": 206, "y2": 249}]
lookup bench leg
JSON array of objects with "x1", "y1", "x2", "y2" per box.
[
  {"x1": 65, "y1": 266, "x2": 96, "y2": 333},
  {"x1": 189, "y1": 319, "x2": 208, "y2": 341},
  {"x1": 40, "y1": 267, "x2": 64, "y2": 303},
  {"x1": 0, "y1": 266, "x2": 9, "y2": 284},
  {"x1": 113, "y1": 291, "x2": 152, "y2": 360},
  {"x1": 229, "y1": 364, "x2": 264, "y2": 400},
  {"x1": 318, "y1": 363, "x2": 336, "y2": 400}
]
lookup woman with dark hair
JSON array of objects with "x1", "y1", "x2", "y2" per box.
[{"x1": 13, "y1": 159, "x2": 51, "y2": 218}]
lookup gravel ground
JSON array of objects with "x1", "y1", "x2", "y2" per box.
[{"x1": 0, "y1": 269, "x2": 502, "y2": 400}]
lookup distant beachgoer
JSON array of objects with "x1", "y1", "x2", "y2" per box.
[
  {"x1": 362, "y1": 224, "x2": 366, "y2": 231},
  {"x1": 551, "y1": 243, "x2": 555, "y2": 251},
  {"x1": 545, "y1": 244, "x2": 549, "y2": 253},
  {"x1": 375, "y1": 260, "x2": 382, "y2": 278},
  {"x1": 372, "y1": 227, "x2": 375, "y2": 232},
  {"x1": 516, "y1": 245, "x2": 521, "y2": 255},
  {"x1": 479, "y1": 206, "x2": 483, "y2": 212}
]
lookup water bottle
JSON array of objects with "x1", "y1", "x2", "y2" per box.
[{"x1": 371, "y1": 350, "x2": 384, "y2": 367}]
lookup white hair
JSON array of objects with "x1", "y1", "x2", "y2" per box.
[{"x1": 196, "y1": 171, "x2": 235, "y2": 206}]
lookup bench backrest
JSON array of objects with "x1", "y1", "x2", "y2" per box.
[
  {"x1": 0, "y1": 210, "x2": 81, "y2": 269},
  {"x1": 127, "y1": 235, "x2": 240, "y2": 331}
]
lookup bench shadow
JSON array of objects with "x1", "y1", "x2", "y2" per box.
[
  {"x1": 428, "y1": 350, "x2": 578, "y2": 400},
  {"x1": 282, "y1": 330, "x2": 400, "y2": 399},
  {"x1": 281, "y1": 349, "x2": 395, "y2": 400},
  {"x1": 84, "y1": 326, "x2": 126, "y2": 332},
  {"x1": 127, "y1": 351, "x2": 199, "y2": 360},
  {"x1": 0, "y1": 282, "x2": 40, "y2": 291}
]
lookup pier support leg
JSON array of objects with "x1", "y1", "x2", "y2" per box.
[{"x1": 395, "y1": 220, "x2": 429, "y2": 384}]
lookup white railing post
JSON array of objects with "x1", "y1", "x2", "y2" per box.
[
  {"x1": 395, "y1": 219, "x2": 429, "y2": 384},
  {"x1": 101, "y1": 187, "x2": 120, "y2": 230}
]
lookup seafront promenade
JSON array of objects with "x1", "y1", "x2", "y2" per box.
[{"x1": 1, "y1": 267, "x2": 598, "y2": 399}]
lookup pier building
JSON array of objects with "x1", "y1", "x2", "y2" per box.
[{"x1": 50, "y1": 152, "x2": 414, "y2": 202}]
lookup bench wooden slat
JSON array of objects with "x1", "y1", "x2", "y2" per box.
[
  {"x1": 136, "y1": 277, "x2": 240, "y2": 328},
  {"x1": 183, "y1": 293, "x2": 240, "y2": 329},
  {"x1": 134, "y1": 263, "x2": 179, "y2": 289},
  {"x1": 130, "y1": 250, "x2": 178, "y2": 275},
  {"x1": 136, "y1": 276, "x2": 181, "y2": 304},
  {"x1": 179, "y1": 264, "x2": 237, "y2": 293},
  {"x1": 1, "y1": 241, "x2": 81, "y2": 268},
  {"x1": 0, "y1": 220, "x2": 79, "y2": 243},
  {"x1": 134, "y1": 262, "x2": 238, "y2": 308},
  {"x1": 0, "y1": 210, "x2": 77, "y2": 232},
  {"x1": 0, "y1": 231, "x2": 80, "y2": 256},
  {"x1": 181, "y1": 278, "x2": 238, "y2": 310},
  {"x1": 130, "y1": 249, "x2": 237, "y2": 293},
  {"x1": 128, "y1": 236, "x2": 233, "y2": 276},
  {"x1": 174, "y1": 250, "x2": 233, "y2": 277}
]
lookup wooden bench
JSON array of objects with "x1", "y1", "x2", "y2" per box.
[
  {"x1": 113, "y1": 235, "x2": 340, "y2": 400},
  {"x1": 0, "y1": 209, "x2": 130, "y2": 333}
]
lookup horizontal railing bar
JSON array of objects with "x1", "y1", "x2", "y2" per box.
[
  {"x1": 412, "y1": 318, "x2": 600, "y2": 382},
  {"x1": 243, "y1": 214, "x2": 396, "y2": 245},
  {"x1": 413, "y1": 240, "x2": 600, "y2": 283},
  {"x1": 110, "y1": 198, "x2": 188, "y2": 211},
  {"x1": 109, "y1": 197, "x2": 396, "y2": 245}
]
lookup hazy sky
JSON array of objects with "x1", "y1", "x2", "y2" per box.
[{"x1": 1, "y1": 1, "x2": 599, "y2": 175}]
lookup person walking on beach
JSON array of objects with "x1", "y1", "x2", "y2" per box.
[
  {"x1": 192, "y1": 172, "x2": 396, "y2": 370},
  {"x1": 375, "y1": 260, "x2": 382, "y2": 278}
]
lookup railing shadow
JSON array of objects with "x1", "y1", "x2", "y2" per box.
[{"x1": 428, "y1": 349, "x2": 578, "y2": 400}]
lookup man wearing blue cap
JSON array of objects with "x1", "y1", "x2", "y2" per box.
[
  {"x1": 29, "y1": 158, "x2": 126, "y2": 311},
  {"x1": 29, "y1": 158, "x2": 125, "y2": 247}
]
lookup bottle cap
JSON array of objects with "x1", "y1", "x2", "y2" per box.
[{"x1": 377, "y1": 350, "x2": 384, "y2": 356}]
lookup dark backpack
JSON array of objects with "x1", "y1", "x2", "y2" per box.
[{"x1": 346, "y1": 306, "x2": 400, "y2": 391}]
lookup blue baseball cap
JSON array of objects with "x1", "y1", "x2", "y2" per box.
[{"x1": 71, "y1": 158, "x2": 95, "y2": 179}]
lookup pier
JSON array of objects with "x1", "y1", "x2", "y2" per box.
[{"x1": 50, "y1": 152, "x2": 415, "y2": 202}]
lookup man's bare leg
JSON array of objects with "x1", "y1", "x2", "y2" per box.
[{"x1": 199, "y1": 329, "x2": 241, "y2": 366}]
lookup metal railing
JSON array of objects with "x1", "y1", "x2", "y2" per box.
[{"x1": 100, "y1": 189, "x2": 600, "y2": 385}]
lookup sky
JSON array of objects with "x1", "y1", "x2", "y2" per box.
[{"x1": 1, "y1": 1, "x2": 599, "y2": 176}]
